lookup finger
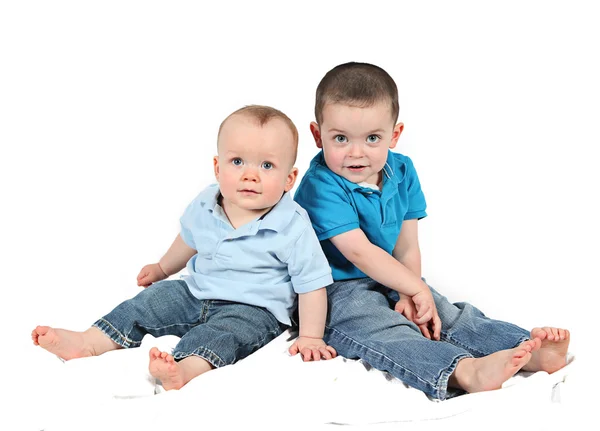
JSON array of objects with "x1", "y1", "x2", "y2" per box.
[
  {"x1": 414, "y1": 309, "x2": 432, "y2": 324},
  {"x1": 326, "y1": 346, "x2": 337, "y2": 358},
  {"x1": 289, "y1": 343, "x2": 299, "y2": 356},
  {"x1": 416, "y1": 304, "x2": 431, "y2": 319},
  {"x1": 419, "y1": 324, "x2": 431, "y2": 340},
  {"x1": 319, "y1": 347, "x2": 332, "y2": 360},
  {"x1": 311, "y1": 348, "x2": 320, "y2": 361},
  {"x1": 300, "y1": 347, "x2": 312, "y2": 362},
  {"x1": 433, "y1": 314, "x2": 442, "y2": 341}
]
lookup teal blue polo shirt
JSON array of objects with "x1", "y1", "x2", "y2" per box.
[
  {"x1": 294, "y1": 150, "x2": 427, "y2": 281},
  {"x1": 180, "y1": 184, "x2": 333, "y2": 325}
]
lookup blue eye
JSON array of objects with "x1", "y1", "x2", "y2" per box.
[
  {"x1": 335, "y1": 135, "x2": 348, "y2": 143},
  {"x1": 367, "y1": 135, "x2": 380, "y2": 144},
  {"x1": 262, "y1": 161, "x2": 273, "y2": 170},
  {"x1": 232, "y1": 158, "x2": 243, "y2": 166}
]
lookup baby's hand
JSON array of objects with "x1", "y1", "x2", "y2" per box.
[
  {"x1": 289, "y1": 336, "x2": 337, "y2": 361},
  {"x1": 411, "y1": 289, "x2": 441, "y2": 340},
  {"x1": 136, "y1": 263, "x2": 168, "y2": 288},
  {"x1": 395, "y1": 296, "x2": 437, "y2": 340}
]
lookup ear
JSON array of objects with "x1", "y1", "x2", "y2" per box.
[
  {"x1": 310, "y1": 122, "x2": 323, "y2": 149},
  {"x1": 213, "y1": 156, "x2": 219, "y2": 180},
  {"x1": 284, "y1": 167, "x2": 299, "y2": 192},
  {"x1": 390, "y1": 122, "x2": 404, "y2": 149}
]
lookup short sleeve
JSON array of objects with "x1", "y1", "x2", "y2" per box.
[
  {"x1": 285, "y1": 225, "x2": 333, "y2": 294},
  {"x1": 179, "y1": 197, "x2": 199, "y2": 249},
  {"x1": 403, "y1": 157, "x2": 428, "y2": 220},
  {"x1": 294, "y1": 171, "x2": 359, "y2": 241}
]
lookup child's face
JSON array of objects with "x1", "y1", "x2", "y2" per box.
[
  {"x1": 311, "y1": 101, "x2": 403, "y2": 186},
  {"x1": 214, "y1": 114, "x2": 298, "y2": 216}
]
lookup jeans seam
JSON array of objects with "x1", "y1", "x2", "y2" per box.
[
  {"x1": 441, "y1": 330, "x2": 488, "y2": 357},
  {"x1": 93, "y1": 319, "x2": 141, "y2": 348},
  {"x1": 174, "y1": 346, "x2": 227, "y2": 368},
  {"x1": 326, "y1": 324, "x2": 437, "y2": 390},
  {"x1": 442, "y1": 331, "x2": 530, "y2": 357},
  {"x1": 437, "y1": 352, "x2": 472, "y2": 400}
]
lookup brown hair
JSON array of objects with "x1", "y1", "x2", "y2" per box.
[
  {"x1": 218, "y1": 105, "x2": 298, "y2": 162},
  {"x1": 315, "y1": 62, "x2": 399, "y2": 125}
]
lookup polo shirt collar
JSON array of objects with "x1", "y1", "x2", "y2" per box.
[
  {"x1": 313, "y1": 150, "x2": 407, "y2": 193},
  {"x1": 258, "y1": 192, "x2": 296, "y2": 232},
  {"x1": 203, "y1": 186, "x2": 295, "y2": 234}
]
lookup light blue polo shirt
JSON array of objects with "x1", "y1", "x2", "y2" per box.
[
  {"x1": 179, "y1": 184, "x2": 333, "y2": 325},
  {"x1": 294, "y1": 150, "x2": 427, "y2": 281}
]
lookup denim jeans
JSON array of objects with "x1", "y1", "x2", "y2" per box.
[
  {"x1": 323, "y1": 278, "x2": 530, "y2": 400},
  {"x1": 93, "y1": 280, "x2": 286, "y2": 367}
]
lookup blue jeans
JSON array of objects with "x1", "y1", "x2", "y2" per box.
[
  {"x1": 324, "y1": 278, "x2": 530, "y2": 400},
  {"x1": 93, "y1": 280, "x2": 286, "y2": 367}
]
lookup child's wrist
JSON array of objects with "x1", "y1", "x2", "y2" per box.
[
  {"x1": 157, "y1": 262, "x2": 169, "y2": 277},
  {"x1": 298, "y1": 332, "x2": 324, "y2": 339}
]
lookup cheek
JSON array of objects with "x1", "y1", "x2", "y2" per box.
[
  {"x1": 324, "y1": 149, "x2": 344, "y2": 168},
  {"x1": 218, "y1": 169, "x2": 237, "y2": 189}
]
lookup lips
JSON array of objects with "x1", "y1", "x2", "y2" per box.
[
  {"x1": 238, "y1": 189, "x2": 259, "y2": 194},
  {"x1": 346, "y1": 165, "x2": 367, "y2": 171}
]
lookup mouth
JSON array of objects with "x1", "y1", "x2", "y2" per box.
[
  {"x1": 238, "y1": 189, "x2": 260, "y2": 195},
  {"x1": 345, "y1": 165, "x2": 367, "y2": 172}
]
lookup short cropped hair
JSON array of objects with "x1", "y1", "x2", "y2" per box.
[
  {"x1": 218, "y1": 105, "x2": 299, "y2": 162},
  {"x1": 315, "y1": 62, "x2": 399, "y2": 125}
]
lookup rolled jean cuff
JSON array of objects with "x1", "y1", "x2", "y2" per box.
[
  {"x1": 173, "y1": 346, "x2": 227, "y2": 368},
  {"x1": 437, "y1": 352, "x2": 473, "y2": 400},
  {"x1": 92, "y1": 318, "x2": 140, "y2": 349}
]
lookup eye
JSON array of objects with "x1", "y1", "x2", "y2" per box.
[
  {"x1": 262, "y1": 161, "x2": 273, "y2": 170},
  {"x1": 366, "y1": 135, "x2": 381, "y2": 144},
  {"x1": 334, "y1": 135, "x2": 348, "y2": 144},
  {"x1": 232, "y1": 158, "x2": 243, "y2": 166}
]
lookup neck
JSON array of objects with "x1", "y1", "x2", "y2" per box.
[{"x1": 220, "y1": 198, "x2": 272, "y2": 229}]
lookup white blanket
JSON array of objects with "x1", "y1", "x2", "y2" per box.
[{"x1": 26, "y1": 330, "x2": 574, "y2": 431}]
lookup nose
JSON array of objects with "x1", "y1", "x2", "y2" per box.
[
  {"x1": 349, "y1": 143, "x2": 364, "y2": 157},
  {"x1": 242, "y1": 166, "x2": 259, "y2": 182}
]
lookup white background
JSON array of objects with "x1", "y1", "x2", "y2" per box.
[{"x1": 1, "y1": 1, "x2": 598, "y2": 429}]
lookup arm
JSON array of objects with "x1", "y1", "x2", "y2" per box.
[
  {"x1": 137, "y1": 234, "x2": 197, "y2": 288},
  {"x1": 330, "y1": 228, "x2": 425, "y2": 296},
  {"x1": 288, "y1": 287, "x2": 337, "y2": 361},
  {"x1": 392, "y1": 219, "x2": 422, "y2": 277},
  {"x1": 158, "y1": 234, "x2": 197, "y2": 276},
  {"x1": 391, "y1": 220, "x2": 440, "y2": 339},
  {"x1": 330, "y1": 228, "x2": 440, "y2": 337}
]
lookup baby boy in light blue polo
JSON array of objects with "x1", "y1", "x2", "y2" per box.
[
  {"x1": 180, "y1": 183, "x2": 332, "y2": 325},
  {"x1": 32, "y1": 105, "x2": 337, "y2": 392}
]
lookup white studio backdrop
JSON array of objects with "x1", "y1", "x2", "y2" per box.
[{"x1": 1, "y1": 1, "x2": 598, "y2": 428}]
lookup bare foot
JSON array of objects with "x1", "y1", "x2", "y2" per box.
[
  {"x1": 31, "y1": 325, "x2": 94, "y2": 361},
  {"x1": 522, "y1": 327, "x2": 570, "y2": 373},
  {"x1": 149, "y1": 347, "x2": 188, "y2": 390},
  {"x1": 451, "y1": 340, "x2": 539, "y2": 393},
  {"x1": 148, "y1": 347, "x2": 213, "y2": 391}
]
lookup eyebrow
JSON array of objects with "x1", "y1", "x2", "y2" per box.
[
  {"x1": 327, "y1": 128, "x2": 386, "y2": 134},
  {"x1": 223, "y1": 150, "x2": 280, "y2": 160}
]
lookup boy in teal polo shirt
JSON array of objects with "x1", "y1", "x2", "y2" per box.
[
  {"x1": 294, "y1": 62, "x2": 571, "y2": 400},
  {"x1": 32, "y1": 105, "x2": 336, "y2": 391}
]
